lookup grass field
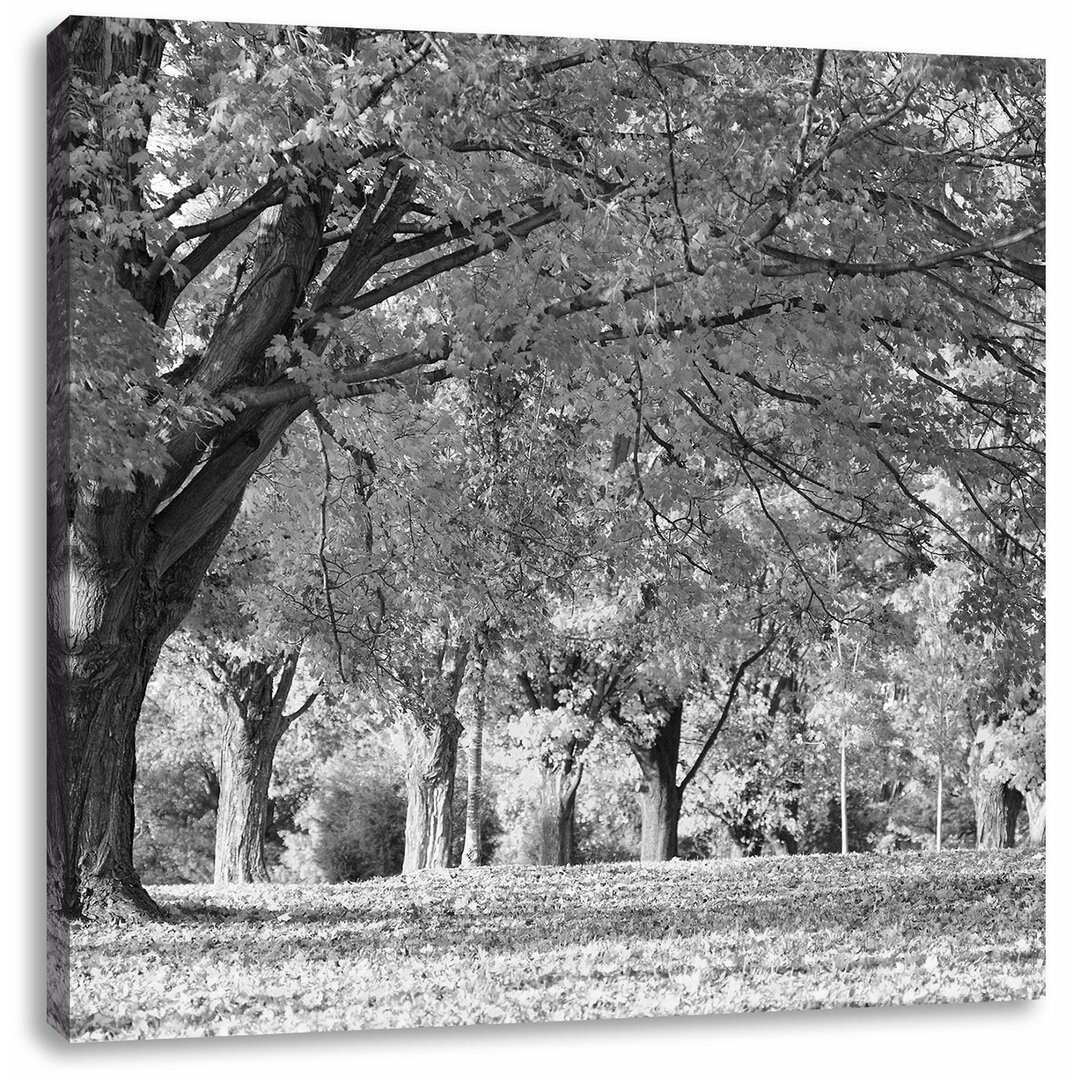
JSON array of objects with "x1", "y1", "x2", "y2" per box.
[{"x1": 66, "y1": 850, "x2": 1044, "y2": 1041}]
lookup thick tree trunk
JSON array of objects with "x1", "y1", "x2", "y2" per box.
[
  {"x1": 214, "y1": 717, "x2": 279, "y2": 884},
  {"x1": 67, "y1": 623, "x2": 167, "y2": 918},
  {"x1": 47, "y1": 20, "x2": 74, "y2": 1031},
  {"x1": 972, "y1": 778, "x2": 1009, "y2": 849},
  {"x1": 630, "y1": 698, "x2": 683, "y2": 862},
  {"x1": 402, "y1": 715, "x2": 462, "y2": 872},
  {"x1": 1004, "y1": 784, "x2": 1025, "y2": 849},
  {"x1": 969, "y1": 727, "x2": 1022, "y2": 850},
  {"x1": 637, "y1": 767, "x2": 682, "y2": 862},
  {"x1": 536, "y1": 752, "x2": 583, "y2": 866},
  {"x1": 61, "y1": 499, "x2": 244, "y2": 918},
  {"x1": 212, "y1": 652, "x2": 312, "y2": 884},
  {"x1": 1025, "y1": 784, "x2": 1046, "y2": 847}
]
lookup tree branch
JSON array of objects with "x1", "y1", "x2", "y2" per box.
[
  {"x1": 679, "y1": 635, "x2": 776, "y2": 797},
  {"x1": 758, "y1": 221, "x2": 1044, "y2": 280}
]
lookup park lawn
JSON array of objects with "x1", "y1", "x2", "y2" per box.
[{"x1": 67, "y1": 850, "x2": 1044, "y2": 1041}]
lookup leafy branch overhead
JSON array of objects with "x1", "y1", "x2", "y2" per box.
[{"x1": 62, "y1": 26, "x2": 1042, "y2": 589}]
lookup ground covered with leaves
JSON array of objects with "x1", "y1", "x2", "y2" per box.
[{"x1": 68, "y1": 850, "x2": 1044, "y2": 1040}]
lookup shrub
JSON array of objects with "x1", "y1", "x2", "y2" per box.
[{"x1": 278, "y1": 751, "x2": 407, "y2": 883}]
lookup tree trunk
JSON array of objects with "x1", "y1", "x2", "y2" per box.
[
  {"x1": 972, "y1": 779, "x2": 1009, "y2": 848},
  {"x1": 461, "y1": 647, "x2": 486, "y2": 869},
  {"x1": 67, "y1": 630, "x2": 164, "y2": 918},
  {"x1": 402, "y1": 715, "x2": 462, "y2": 872},
  {"x1": 936, "y1": 757, "x2": 944, "y2": 854},
  {"x1": 212, "y1": 652, "x2": 312, "y2": 884},
  {"x1": 47, "y1": 21, "x2": 74, "y2": 1030},
  {"x1": 630, "y1": 698, "x2": 683, "y2": 862},
  {"x1": 61, "y1": 499, "x2": 245, "y2": 918},
  {"x1": 535, "y1": 735, "x2": 586, "y2": 866},
  {"x1": 1025, "y1": 784, "x2": 1046, "y2": 847},
  {"x1": 215, "y1": 711, "x2": 279, "y2": 883},
  {"x1": 775, "y1": 679, "x2": 805, "y2": 855},
  {"x1": 537, "y1": 755, "x2": 582, "y2": 866},
  {"x1": 1004, "y1": 784, "x2": 1024, "y2": 849},
  {"x1": 637, "y1": 767, "x2": 683, "y2": 862},
  {"x1": 840, "y1": 732, "x2": 849, "y2": 855},
  {"x1": 969, "y1": 727, "x2": 1018, "y2": 850}
]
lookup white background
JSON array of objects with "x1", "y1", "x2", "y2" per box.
[{"x1": 6, "y1": 3, "x2": 1075, "y2": 1076}]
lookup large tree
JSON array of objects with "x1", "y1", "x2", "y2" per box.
[{"x1": 49, "y1": 20, "x2": 1043, "y2": 922}]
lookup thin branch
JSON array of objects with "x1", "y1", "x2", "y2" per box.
[
  {"x1": 283, "y1": 690, "x2": 320, "y2": 724},
  {"x1": 679, "y1": 635, "x2": 776, "y2": 796},
  {"x1": 150, "y1": 176, "x2": 211, "y2": 222},
  {"x1": 795, "y1": 51, "x2": 828, "y2": 170},
  {"x1": 525, "y1": 51, "x2": 598, "y2": 78},
  {"x1": 759, "y1": 221, "x2": 1044, "y2": 280}
]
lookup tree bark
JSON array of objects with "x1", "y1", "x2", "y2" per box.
[
  {"x1": 840, "y1": 730, "x2": 849, "y2": 855},
  {"x1": 968, "y1": 724, "x2": 1022, "y2": 850},
  {"x1": 214, "y1": 714, "x2": 279, "y2": 884},
  {"x1": 1003, "y1": 784, "x2": 1024, "y2": 848},
  {"x1": 63, "y1": 500, "x2": 246, "y2": 918},
  {"x1": 637, "y1": 763, "x2": 683, "y2": 862},
  {"x1": 972, "y1": 778, "x2": 1009, "y2": 848},
  {"x1": 630, "y1": 698, "x2": 683, "y2": 862},
  {"x1": 212, "y1": 651, "x2": 314, "y2": 884},
  {"x1": 461, "y1": 646, "x2": 486, "y2": 869},
  {"x1": 536, "y1": 752, "x2": 583, "y2": 866},
  {"x1": 47, "y1": 18, "x2": 75, "y2": 1030},
  {"x1": 1025, "y1": 784, "x2": 1046, "y2": 847},
  {"x1": 402, "y1": 714, "x2": 463, "y2": 872},
  {"x1": 935, "y1": 757, "x2": 944, "y2": 853}
]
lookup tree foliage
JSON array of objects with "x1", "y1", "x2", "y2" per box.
[{"x1": 49, "y1": 17, "x2": 1044, "y2": 917}]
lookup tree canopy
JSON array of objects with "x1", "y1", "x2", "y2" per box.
[{"x1": 47, "y1": 16, "x2": 1044, "y2": 920}]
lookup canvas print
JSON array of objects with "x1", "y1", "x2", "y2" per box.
[{"x1": 46, "y1": 15, "x2": 1045, "y2": 1041}]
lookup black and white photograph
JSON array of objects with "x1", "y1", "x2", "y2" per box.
[{"x1": 43, "y1": 2, "x2": 1053, "y2": 1054}]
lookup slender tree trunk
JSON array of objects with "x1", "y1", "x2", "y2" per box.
[
  {"x1": 936, "y1": 756, "x2": 944, "y2": 853},
  {"x1": 461, "y1": 648, "x2": 486, "y2": 869},
  {"x1": 840, "y1": 731, "x2": 849, "y2": 855},
  {"x1": 536, "y1": 752, "x2": 583, "y2": 866},
  {"x1": 402, "y1": 715, "x2": 462, "y2": 872},
  {"x1": 630, "y1": 699, "x2": 684, "y2": 862},
  {"x1": 775, "y1": 682, "x2": 805, "y2": 855}
]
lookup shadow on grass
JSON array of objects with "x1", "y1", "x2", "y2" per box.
[{"x1": 78, "y1": 876, "x2": 1043, "y2": 966}]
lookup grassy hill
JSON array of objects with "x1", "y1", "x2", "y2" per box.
[{"x1": 67, "y1": 849, "x2": 1044, "y2": 1040}]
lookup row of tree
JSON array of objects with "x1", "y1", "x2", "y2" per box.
[
  {"x1": 136, "y1": 531, "x2": 1044, "y2": 889},
  {"x1": 48, "y1": 19, "x2": 1044, "y2": 923}
]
